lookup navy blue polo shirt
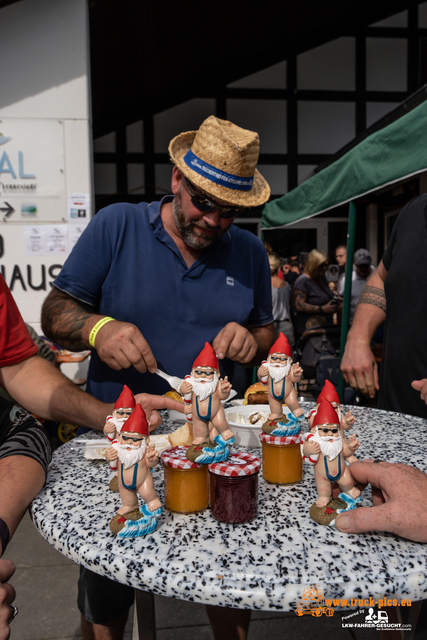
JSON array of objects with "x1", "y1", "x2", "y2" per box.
[{"x1": 54, "y1": 196, "x2": 273, "y2": 402}]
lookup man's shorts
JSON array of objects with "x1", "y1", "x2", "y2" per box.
[
  {"x1": 78, "y1": 567, "x2": 134, "y2": 624},
  {"x1": 0, "y1": 399, "x2": 51, "y2": 476}
]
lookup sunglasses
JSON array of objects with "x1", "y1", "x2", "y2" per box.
[
  {"x1": 318, "y1": 427, "x2": 339, "y2": 434},
  {"x1": 194, "y1": 369, "x2": 215, "y2": 377},
  {"x1": 121, "y1": 435, "x2": 144, "y2": 443},
  {"x1": 184, "y1": 177, "x2": 243, "y2": 219}
]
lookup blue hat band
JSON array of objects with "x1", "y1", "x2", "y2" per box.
[{"x1": 183, "y1": 149, "x2": 254, "y2": 191}]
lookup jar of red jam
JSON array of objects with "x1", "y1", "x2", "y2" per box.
[
  {"x1": 259, "y1": 432, "x2": 302, "y2": 484},
  {"x1": 162, "y1": 446, "x2": 209, "y2": 513},
  {"x1": 208, "y1": 452, "x2": 260, "y2": 523}
]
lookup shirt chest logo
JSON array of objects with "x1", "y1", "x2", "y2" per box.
[{"x1": 226, "y1": 277, "x2": 234, "y2": 286}]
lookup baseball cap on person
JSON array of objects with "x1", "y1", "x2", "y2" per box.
[
  {"x1": 354, "y1": 248, "x2": 371, "y2": 266},
  {"x1": 168, "y1": 116, "x2": 270, "y2": 208}
]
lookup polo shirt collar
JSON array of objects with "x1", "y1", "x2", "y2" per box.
[{"x1": 148, "y1": 195, "x2": 231, "y2": 271}]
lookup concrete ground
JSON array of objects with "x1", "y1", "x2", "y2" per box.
[{"x1": 3, "y1": 512, "x2": 382, "y2": 640}]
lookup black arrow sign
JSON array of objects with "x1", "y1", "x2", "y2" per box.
[{"x1": 0, "y1": 202, "x2": 15, "y2": 218}]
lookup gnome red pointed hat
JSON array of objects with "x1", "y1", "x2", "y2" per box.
[
  {"x1": 318, "y1": 380, "x2": 339, "y2": 404},
  {"x1": 313, "y1": 399, "x2": 339, "y2": 428},
  {"x1": 114, "y1": 385, "x2": 136, "y2": 410},
  {"x1": 268, "y1": 333, "x2": 292, "y2": 358},
  {"x1": 121, "y1": 404, "x2": 149, "y2": 436},
  {"x1": 192, "y1": 342, "x2": 219, "y2": 371}
]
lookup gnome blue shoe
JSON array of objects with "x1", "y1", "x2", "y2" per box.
[
  {"x1": 140, "y1": 503, "x2": 162, "y2": 519},
  {"x1": 118, "y1": 515, "x2": 159, "y2": 538},
  {"x1": 336, "y1": 492, "x2": 362, "y2": 514},
  {"x1": 271, "y1": 422, "x2": 300, "y2": 437},
  {"x1": 194, "y1": 444, "x2": 231, "y2": 464},
  {"x1": 213, "y1": 434, "x2": 235, "y2": 448}
]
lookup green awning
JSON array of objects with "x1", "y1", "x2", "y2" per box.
[{"x1": 262, "y1": 99, "x2": 427, "y2": 228}]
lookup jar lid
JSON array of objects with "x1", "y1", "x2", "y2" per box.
[
  {"x1": 161, "y1": 446, "x2": 202, "y2": 469},
  {"x1": 208, "y1": 452, "x2": 261, "y2": 476},
  {"x1": 259, "y1": 431, "x2": 302, "y2": 445}
]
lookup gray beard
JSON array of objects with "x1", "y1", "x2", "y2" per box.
[
  {"x1": 172, "y1": 189, "x2": 225, "y2": 250},
  {"x1": 267, "y1": 362, "x2": 291, "y2": 383},
  {"x1": 114, "y1": 441, "x2": 146, "y2": 469},
  {"x1": 110, "y1": 416, "x2": 128, "y2": 433},
  {"x1": 189, "y1": 374, "x2": 218, "y2": 401},
  {"x1": 312, "y1": 429, "x2": 342, "y2": 461}
]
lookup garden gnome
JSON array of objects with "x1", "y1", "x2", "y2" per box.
[
  {"x1": 109, "y1": 404, "x2": 162, "y2": 537},
  {"x1": 257, "y1": 333, "x2": 304, "y2": 435},
  {"x1": 302, "y1": 399, "x2": 361, "y2": 525},
  {"x1": 104, "y1": 385, "x2": 136, "y2": 492},
  {"x1": 308, "y1": 380, "x2": 357, "y2": 464},
  {"x1": 179, "y1": 342, "x2": 235, "y2": 463}
]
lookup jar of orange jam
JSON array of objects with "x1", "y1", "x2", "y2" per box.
[
  {"x1": 209, "y1": 452, "x2": 261, "y2": 523},
  {"x1": 161, "y1": 446, "x2": 209, "y2": 513},
  {"x1": 259, "y1": 432, "x2": 302, "y2": 484}
]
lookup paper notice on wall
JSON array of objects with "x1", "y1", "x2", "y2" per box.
[
  {"x1": 46, "y1": 225, "x2": 68, "y2": 254},
  {"x1": 25, "y1": 224, "x2": 69, "y2": 255},
  {"x1": 68, "y1": 225, "x2": 87, "y2": 251},
  {"x1": 24, "y1": 225, "x2": 47, "y2": 255},
  {"x1": 68, "y1": 193, "x2": 90, "y2": 225}
]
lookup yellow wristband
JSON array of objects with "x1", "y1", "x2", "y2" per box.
[{"x1": 89, "y1": 317, "x2": 115, "y2": 348}]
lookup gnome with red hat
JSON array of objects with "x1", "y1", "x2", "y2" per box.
[
  {"x1": 179, "y1": 342, "x2": 235, "y2": 463},
  {"x1": 109, "y1": 404, "x2": 162, "y2": 537},
  {"x1": 257, "y1": 333, "x2": 304, "y2": 435},
  {"x1": 302, "y1": 399, "x2": 361, "y2": 525},
  {"x1": 307, "y1": 380, "x2": 358, "y2": 464},
  {"x1": 104, "y1": 385, "x2": 137, "y2": 492},
  {"x1": 308, "y1": 380, "x2": 355, "y2": 431}
]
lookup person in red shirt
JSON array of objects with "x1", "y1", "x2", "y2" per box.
[{"x1": 0, "y1": 275, "x2": 182, "y2": 638}]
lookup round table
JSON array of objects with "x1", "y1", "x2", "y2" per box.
[{"x1": 30, "y1": 403, "x2": 427, "y2": 617}]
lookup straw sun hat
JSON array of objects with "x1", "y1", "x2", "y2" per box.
[{"x1": 168, "y1": 115, "x2": 270, "y2": 208}]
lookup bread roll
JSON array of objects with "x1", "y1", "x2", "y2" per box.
[{"x1": 168, "y1": 421, "x2": 194, "y2": 447}]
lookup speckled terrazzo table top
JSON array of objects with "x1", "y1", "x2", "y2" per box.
[{"x1": 30, "y1": 403, "x2": 427, "y2": 611}]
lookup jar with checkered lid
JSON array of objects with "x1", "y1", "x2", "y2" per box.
[
  {"x1": 161, "y1": 446, "x2": 209, "y2": 513},
  {"x1": 259, "y1": 431, "x2": 302, "y2": 484},
  {"x1": 208, "y1": 452, "x2": 260, "y2": 523}
]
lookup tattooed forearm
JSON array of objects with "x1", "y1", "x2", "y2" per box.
[
  {"x1": 358, "y1": 285, "x2": 386, "y2": 313},
  {"x1": 41, "y1": 288, "x2": 95, "y2": 351},
  {"x1": 293, "y1": 289, "x2": 319, "y2": 313}
]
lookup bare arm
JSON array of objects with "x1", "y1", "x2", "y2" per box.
[
  {"x1": 340, "y1": 261, "x2": 387, "y2": 398},
  {"x1": 293, "y1": 289, "x2": 337, "y2": 315},
  {"x1": 42, "y1": 287, "x2": 157, "y2": 373},
  {"x1": 0, "y1": 355, "x2": 184, "y2": 432},
  {"x1": 0, "y1": 354, "x2": 112, "y2": 429}
]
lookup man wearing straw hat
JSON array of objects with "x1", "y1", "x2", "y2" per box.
[{"x1": 41, "y1": 116, "x2": 275, "y2": 639}]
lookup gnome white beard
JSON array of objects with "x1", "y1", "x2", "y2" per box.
[
  {"x1": 190, "y1": 373, "x2": 218, "y2": 401},
  {"x1": 113, "y1": 440, "x2": 146, "y2": 469},
  {"x1": 312, "y1": 429, "x2": 342, "y2": 461},
  {"x1": 110, "y1": 415, "x2": 128, "y2": 433},
  {"x1": 267, "y1": 361, "x2": 291, "y2": 383}
]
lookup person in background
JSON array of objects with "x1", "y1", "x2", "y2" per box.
[
  {"x1": 336, "y1": 245, "x2": 347, "y2": 296},
  {"x1": 284, "y1": 259, "x2": 300, "y2": 287},
  {"x1": 341, "y1": 194, "x2": 427, "y2": 417},
  {"x1": 268, "y1": 253, "x2": 295, "y2": 348},
  {"x1": 292, "y1": 249, "x2": 341, "y2": 341},
  {"x1": 348, "y1": 249, "x2": 375, "y2": 323}
]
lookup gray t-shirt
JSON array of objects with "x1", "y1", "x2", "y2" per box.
[{"x1": 271, "y1": 284, "x2": 291, "y2": 321}]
